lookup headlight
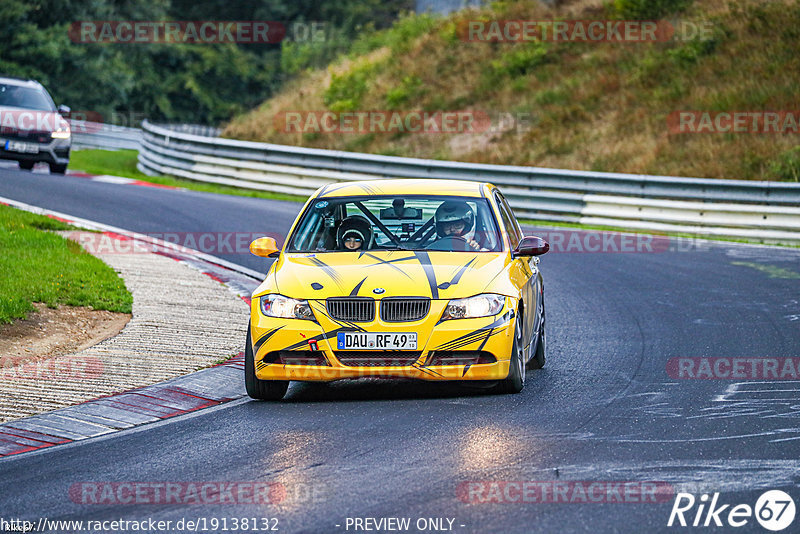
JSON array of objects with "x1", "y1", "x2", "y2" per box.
[
  {"x1": 52, "y1": 122, "x2": 71, "y2": 139},
  {"x1": 260, "y1": 294, "x2": 315, "y2": 320},
  {"x1": 441, "y1": 293, "x2": 505, "y2": 320}
]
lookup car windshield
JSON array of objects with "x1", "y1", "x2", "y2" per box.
[
  {"x1": 288, "y1": 195, "x2": 503, "y2": 253},
  {"x1": 0, "y1": 84, "x2": 55, "y2": 111}
]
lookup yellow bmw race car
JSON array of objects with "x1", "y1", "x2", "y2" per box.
[{"x1": 245, "y1": 179, "x2": 549, "y2": 400}]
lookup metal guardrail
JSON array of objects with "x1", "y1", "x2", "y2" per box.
[
  {"x1": 137, "y1": 120, "x2": 800, "y2": 244},
  {"x1": 70, "y1": 121, "x2": 142, "y2": 150},
  {"x1": 70, "y1": 121, "x2": 219, "y2": 151},
  {"x1": 154, "y1": 123, "x2": 222, "y2": 137}
]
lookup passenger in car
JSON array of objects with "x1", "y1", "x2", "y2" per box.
[{"x1": 337, "y1": 215, "x2": 373, "y2": 251}]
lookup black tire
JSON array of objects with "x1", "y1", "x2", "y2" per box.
[
  {"x1": 49, "y1": 163, "x2": 67, "y2": 174},
  {"x1": 495, "y1": 311, "x2": 525, "y2": 394},
  {"x1": 244, "y1": 323, "x2": 289, "y2": 400},
  {"x1": 527, "y1": 300, "x2": 546, "y2": 370},
  {"x1": 19, "y1": 161, "x2": 34, "y2": 170}
]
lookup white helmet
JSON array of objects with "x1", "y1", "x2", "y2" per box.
[{"x1": 434, "y1": 201, "x2": 474, "y2": 237}]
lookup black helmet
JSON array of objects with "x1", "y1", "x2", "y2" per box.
[
  {"x1": 336, "y1": 215, "x2": 373, "y2": 249},
  {"x1": 434, "y1": 201, "x2": 474, "y2": 237}
]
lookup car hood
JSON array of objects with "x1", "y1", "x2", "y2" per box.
[
  {"x1": 258, "y1": 250, "x2": 511, "y2": 300},
  {"x1": 0, "y1": 106, "x2": 63, "y2": 133}
]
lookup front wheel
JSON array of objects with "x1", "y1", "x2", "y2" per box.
[
  {"x1": 49, "y1": 163, "x2": 67, "y2": 174},
  {"x1": 245, "y1": 322, "x2": 289, "y2": 400},
  {"x1": 495, "y1": 311, "x2": 525, "y2": 394}
]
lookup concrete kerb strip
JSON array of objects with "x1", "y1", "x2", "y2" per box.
[{"x1": 0, "y1": 196, "x2": 263, "y2": 458}]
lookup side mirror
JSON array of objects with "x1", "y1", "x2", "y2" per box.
[
  {"x1": 57, "y1": 105, "x2": 71, "y2": 115},
  {"x1": 513, "y1": 236, "x2": 549, "y2": 257},
  {"x1": 250, "y1": 237, "x2": 280, "y2": 258}
]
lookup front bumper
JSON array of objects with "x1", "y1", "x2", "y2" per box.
[
  {"x1": 250, "y1": 298, "x2": 516, "y2": 382},
  {"x1": 0, "y1": 137, "x2": 71, "y2": 166}
]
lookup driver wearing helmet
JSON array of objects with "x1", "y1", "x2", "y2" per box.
[
  {"x1": 337, "y1": 215, "x2": 373, "y2": 251},
  {"x1": 433, "y1": 200, "x2": 483, "y2": 251}
]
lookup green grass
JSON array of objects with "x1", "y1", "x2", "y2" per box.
[
  {"x1": 210, "y1": 352, "x2": 242, "y2": 366},
  {"x1": 0, "y1": 205, "x2": 133, "y2": 323},
  {"x1": 68, "y1": 149, "x2": 151, "y2": 181},
  {"x1": 69, "y1": 149, "x2": 305, "y2": 203}
]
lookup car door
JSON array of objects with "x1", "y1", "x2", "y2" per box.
[{"x1": 495, "y1": 192, "x2": 539, "y2": 346}]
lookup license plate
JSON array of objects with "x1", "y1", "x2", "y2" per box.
[
  {"x1": 337, "y1": 332, "x2": 417, "y2": 350},
  {"x1": 5, "y1": 140, "x2": 39, "y2": 153}
]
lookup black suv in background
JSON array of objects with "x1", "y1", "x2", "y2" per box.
[{"x1": 0, "y1": 76, "x2": 71, "y2": 174}]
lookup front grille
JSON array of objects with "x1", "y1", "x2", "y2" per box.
[
  {"x1": 335, "y1": 351, "x2": 422, "y2": 367},
  {"x1": 426, "y1": 351, "x2": 497, "y2": 366},
  {"x1": 326, "y1": 298, "x2": 374, "y2": 322},
  {"x1": 380, "y1": 298, "x2": 430, "y2": 322},
  {"x1": 1, "y1": 129, "x2": 50, "y2": 143},
  {"x1": 262, "y1": 351, "x2": 329, "y2": 366}
]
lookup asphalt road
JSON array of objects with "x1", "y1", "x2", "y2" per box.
[{"x1": 1, "y1": 168, "x2": 799, "y2": 533}]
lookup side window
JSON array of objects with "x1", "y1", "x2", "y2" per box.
[{"x1": 495, "y1": 193, "x2": 521, "y2": 249}]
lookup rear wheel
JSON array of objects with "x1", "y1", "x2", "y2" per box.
[
  {"x1": 49, "y1": 162, "x2": 67, "y2": 174},
  {"x1": 19, "y1": 161, "x2": 34, "y2": 170},
  {"x1": 527, "y1": 300, "x2": 546, "y2": 370},
  {"x1": 495, "y1": 311, "x2": 525, "y2": 394},
  {"x1": 245, "y1": 322, "x2": 289, "y2": 400}
]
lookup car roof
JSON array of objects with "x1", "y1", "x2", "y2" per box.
[
  {"x1": 315, "y1": 179, "x2": 494, "y2": 199},
  {"x1": 0, "y1": 76, "x2": 43, "y2": 88}
]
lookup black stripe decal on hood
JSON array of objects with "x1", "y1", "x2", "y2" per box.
[
  {"x1": 362, "y1": 253, "x2": 415, "y2": 278},
  {"x1": 349, "y1": 277, "x2": 368, "y2": 297},
  {"x1": 438, "y1": 256, "x2": 478, "y2": 290},
  {"x1": 308, "y1": 257, "x2": 344, "y2": 288},
  {"x1": 413, "y1": 250, "x2": 439, "y2": 299}
]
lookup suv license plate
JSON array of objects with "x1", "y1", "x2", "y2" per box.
[{"x1": 5, "y1": 140, "x2": 39, "y2": 153}]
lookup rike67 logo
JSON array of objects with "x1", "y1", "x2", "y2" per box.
[{"x1": 668, "y1": 490, "x2": 796, "y2": 531}]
